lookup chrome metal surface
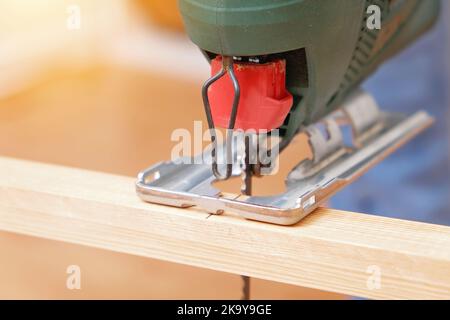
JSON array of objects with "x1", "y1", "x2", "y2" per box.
[{"x1": 137, "y1": 91, "x2": 434, "y2": 225}]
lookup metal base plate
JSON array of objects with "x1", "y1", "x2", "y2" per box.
[{"x1": 136, "y1": 91, "x2": 433, "y2": 225}]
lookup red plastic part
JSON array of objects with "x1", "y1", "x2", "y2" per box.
[{"x1": 208, "y1": 56, "x2": 293, "y2": 131}]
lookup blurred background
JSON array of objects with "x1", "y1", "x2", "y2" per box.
[{"x1": 0, "y1": 0, "x2": 448, "y2": 299}]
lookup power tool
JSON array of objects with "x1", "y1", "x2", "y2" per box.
[{"x1": 137, "y1": 0, "x2": 440, "y2": 226}]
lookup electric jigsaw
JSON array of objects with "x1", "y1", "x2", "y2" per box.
[{"x1": 137, "y1": 0, "x2": 440, "y2": 225}]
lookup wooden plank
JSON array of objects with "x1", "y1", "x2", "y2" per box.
[{"x1": 0, "y1": 156, "x2": 449, "y2": 299}]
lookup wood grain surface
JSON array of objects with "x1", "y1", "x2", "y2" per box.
[{"x1": 0, "y1": 155, "x2": 450, "y2": 299}]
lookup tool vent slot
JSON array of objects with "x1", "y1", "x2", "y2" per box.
[{"x1": 326, "y1": 0, "x2": 389, "y2": 109}]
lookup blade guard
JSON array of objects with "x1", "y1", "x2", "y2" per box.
[{"x1": 208, "y1": 57, "x2": 293, "y2": 131}]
